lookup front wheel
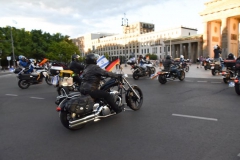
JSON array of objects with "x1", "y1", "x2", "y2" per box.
[
  {"x1": 150, "y1": 67, "x2": 156, "y2": 74},
  {"x1": 60, "y1": 111, "x2": 85, "y2": 130},
  {"x1": 223, "y1": 77, "x2": 229, "y2": 84},
  {"x1": 132, "y1": 71, "x2": 140, "y2": 80},
  {"x1": 126, "y1": 86, "x2": 143, "y2": 111},
  {"x1": 18, "y1": 80, "x2": 30, "y2": 89},
  {"x1": 178, "y1": 71, "x2": 185, "y2": 81},
  {"x1": 45, "y1": 75, "x2": 53, "y2": 85},
  {"x1": 185, "y1": 66, "x2": 189, "y2": 72},
  {"x1": 211, "y1": 69, "x2": 216, "y2": 76},
  {"x1": 158, "y1": 75, "x2": 167, "y2": 84},
  {"x1": 235, "y1": 83, "x2": 240, "y2": 95}
]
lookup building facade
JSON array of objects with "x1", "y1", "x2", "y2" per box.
[{"x1": 72, "y1": 22, "x2": 200, "y2": 62}]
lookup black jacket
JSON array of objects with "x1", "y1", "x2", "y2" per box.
[
  {"x1": 163, "y1": 59, "x2": 173, "y2": 71},
  {"x1": 69, "y1": 61, "x2": 85, "y2": 75},
  {"x1": 214, "y1": 48, "x2": 221, "y2": 58},
  {"x1": 80, "y1": 64, "x2": 118, "y2": 93}
]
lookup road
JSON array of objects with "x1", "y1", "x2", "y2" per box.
[{"x1": 0, "y1": 65, "x2": 240, "y2": 160}]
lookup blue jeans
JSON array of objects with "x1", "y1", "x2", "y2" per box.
[{"x1": 170, "y1": 67, "x2": 180, "y2": 77}]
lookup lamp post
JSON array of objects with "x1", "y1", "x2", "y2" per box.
[
  {"x1": 121, "y1": 13, "x2": 129, "y2": 67},
  {"x1": 10, "y1": 27, "x2": 16, "y2": 68},
  {"x1": 0, "y1": 49, "x2": 2, "y2": 70}
]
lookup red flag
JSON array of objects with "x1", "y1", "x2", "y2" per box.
[{"x1": 105, "y1": 58, "x2": 120, "y2": 72}]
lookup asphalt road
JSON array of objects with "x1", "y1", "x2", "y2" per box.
[{"x1": 1, "y1": 67, "x2": 240, "y2": 160}]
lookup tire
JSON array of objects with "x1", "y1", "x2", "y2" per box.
[
  {"x1": 18, "y1": 80, "x2": 30, "y2": 89},
  {"x1": 126, "y1": 86, "x2": 143, "y2": 111},
  {"x1": 235, "y1": 83, "x2": 240, "y2": 95},
  {"x1": 204, "y1": 66, "x2": 207, "y2": 70},
  {"x1": 223, "y1": 78, "x2": 229, "y2": 84},
  {"x1": 60, "y1": 111, "x2": 85, "y2": 130},
  {"x1": 45, "y1": 75, "x2": 53, "y2": 85},
  {"x1": 158, "y1": 75, "x2": 167, "y2": 84},
  {"x1": 178, "y1": 71, "x2": 185, "y2": 81},
  {"x1": 211, "y1": 69, "x2": 216, "y2": 76},
  {"x1": 57, "y1": 86, "x2": 70, "y2": 95},
  {"x1": 151, "y1": 67, "x2": 156, "y2": 74},
  {"x1": 132, "y1": 71, "x2": 140, "y2": 80},
  {"x1": 185, "y1": 66, "x2": 189, "y2": 72}
]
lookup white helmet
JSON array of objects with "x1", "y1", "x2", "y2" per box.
[
  {"x1": 213, "y1": 45, "x2": 218, "y2": 49},
  {"x1": 180, "y1": 55, "x2": 184, "y2": 59}
]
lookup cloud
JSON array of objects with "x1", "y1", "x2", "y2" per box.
[{"x1": 0, "y1": 0, "x2": 207, "y2": 38}]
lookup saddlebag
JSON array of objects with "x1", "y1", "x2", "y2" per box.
[
  {"x1": 65, "y1": 95, "x2": 94, "y2": 115},
  {"x1": 224, "y1": 60, "x2": 236, "y2": 69},
  {"x1": 19, "y1": 74, "x2": 31, "y2": 80}
]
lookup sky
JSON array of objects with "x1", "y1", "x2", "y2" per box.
[{"x1": 0, "y1": 0, "x2": 208, "y2": 39}]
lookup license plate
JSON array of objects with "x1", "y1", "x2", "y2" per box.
[
  {"x1": 229, "y1": 82, "x2": 235, "y2": 87},
  {"x1": 211, "y1": 66, "x2": 214, "y2": 69}
]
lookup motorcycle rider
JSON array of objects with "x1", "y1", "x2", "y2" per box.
[
  {"x1": 80, "y1": 53, "x2": 123, "y2": 114},
  {"x1": 69, "y1": 54, "x2": 85, "y2": 86},
  {"x1": 163, "y1": 55, "x2": 180, "y2": 77},
  {"x1": 18, "y1": 55, "x2": 29, "y2": 68},
  {"x1": 140, "y1": 56, "x2": 149, "y2": 71}
]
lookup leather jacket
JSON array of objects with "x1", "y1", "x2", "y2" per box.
[
  {"x1": 80, "y1": 64, "x2": 118, "y2": 94},
  {"x1": 69, "y1": 61, "x2": 85, "y2": 75},
  {"x1": 163, "y1": 59, "x2": 173, "y2": 71}
]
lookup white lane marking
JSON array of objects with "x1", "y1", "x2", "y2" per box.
[
  {"x1": 184, "y1": 80, "x2": 193, "y2": 82},
  {"x1": 30, "y1": 97, "x2": 45, "y2": 99},
  {"x1": 197, "y1": 81, "x2": 207, "y2": 83},
  {"x1": 172, "y1": 114, "x2": 218, "y2": 121},
  {"x1": 5, "y1": 94, "x2": 18, "y2": 96},
  {"x1": 237, "y1": 153, "x2": 240, "y2": 157},
  {"x1": 211, "y1": 82, "x2": 221, "y2": 83}
]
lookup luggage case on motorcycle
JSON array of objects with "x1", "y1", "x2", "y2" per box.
[
  {"x1": 18, "y1": 74, "x2": 31, "y2": 80},
  {"x1": 50, "y1": 66, "x2": 63, "y2": 75},
  {"x1": 224, "y1": 60, "x2": 236, "y2": 69},
  {"x1": 65, "y1": 95, "x2": 94, "y2": 115},
  {"x1": 59, "y1": 70, "x2": 73, "y2": 78}
]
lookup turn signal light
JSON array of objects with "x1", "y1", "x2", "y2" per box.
[{"x1": 56, "y1": 107, "x2": 61, "y2": 112}]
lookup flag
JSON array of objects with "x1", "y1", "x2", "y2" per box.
[
  {"x1": 39, "y1": 58, "x2": 48, "y2": 66},
  {"x1": 97, "y1": 55, "x2": 109, "y2": 69},
  {"x1": 105, "y1": 58, "x2": 120, "y2": 72}
]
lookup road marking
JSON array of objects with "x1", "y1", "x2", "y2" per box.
[
  {"x1": 211, "y1": 82, "x2": 221, "y2": 83},
  {"x1": 237, "y1": 153, "x2": 240, "y2": 157},
  {"x1": 172, "y1": 114, "x2": 218, "y2": 121},
  {"x1": 30, "y1": 97, "x2": 45, "y2": 99},
  {"x1": 184, "y1": 80, "x2": 193, "y2": 82},
  {"x1": 5, "y1": 94, "x2": 18, "y2": 96},
  {"x1": 197, "y1": 81, "x2": 207, "y2": 83}
]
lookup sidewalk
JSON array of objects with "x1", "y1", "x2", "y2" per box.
[{"x1": 114, "y1": 64, "x2": 222, "y2": 79}]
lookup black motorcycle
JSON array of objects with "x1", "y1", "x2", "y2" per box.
[
  {"x1": 128, "y1": 61, "x2": 156, "y2": 80},
  {"x1": 222, "y1": 60, "x2": 236, "y2": 84},
  {"x1": 55, "y1": 74, "x2": 143, "y2": 130},
  {"x1": 152, "y1": 64, "x2": 185, "y2": 84},
  {"x1": 14, "y1": 66, "x2": 51, "y2": 89}
]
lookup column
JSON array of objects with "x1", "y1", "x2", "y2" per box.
[
  {"x1": 188, "y1": 42, "x2": 192, "y2": 62},
  {"x1": 221, "y1": 18, "x2": 228, "y2": 57},
  {"x1": 180, "y1": 43, "x2": 183, "y2": 58},
  {"x1": 202, "y1": 22, "x2": 208, "y2": 58}
]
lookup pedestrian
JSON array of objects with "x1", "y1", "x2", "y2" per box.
[
  {"x1": 199, "y1": 56, "x2": 203, "y2": 68},
  {"x1": 196, "y1": 57, "x2": 200, "y2": 68}
]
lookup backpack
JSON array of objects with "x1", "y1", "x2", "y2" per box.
[{"x1": 235, "y1": 59, "x2": 240, "y2": 70}]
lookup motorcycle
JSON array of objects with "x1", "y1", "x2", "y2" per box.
[
  {"x1": 128, "y1": 61, "x2": 156, "y2": 80},
  {"x1": 210, "y1": 60, "x2": 223, "y2": 75},
  {"x1": 14, "y1": 66, "x2": 51, "y2": 89},
  {"x1": 181, "y1": 60, "x2": 190, "y2": 72},
  {"x1": 151, "y1": 63, "x2": 185, "y2": 84},
  {"x1": 203, "y1": 59, "x2": 213, "y2": 70},
  {"x1": 222, "y1": 59, "x2": 236, "y2": 84},
  {"x1": 55, "y1": 74, "x2": 143, "y2": 130}
]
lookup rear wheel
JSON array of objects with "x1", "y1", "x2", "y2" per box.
[
  {"x1": 126, "y1": 86, "x2": 143, "y2": 111},
  {"x1": 18, "y1": 80, "x2": 30, "y2": 89},
  {"x1": 178, "y1": 71, "x2": 185, "y2": 81},
  {"x1": 235, "y1": 83, "x2": 240, "y2": 95},
  {"x1": 223, "y1": 77, "x2": 230, "y2": 84},
  {"x1": 158, "y1": 75, "x2": 167, "y2": 84},
  {"x1": 204, "y1": 66, "x2": 207, "y2": 70},
  {"x1": 60, "y1": 111, "x2": 85, "y2": 130},
  {"x1": 211, "y1": 69, "x2": 216, "y2": 76}
]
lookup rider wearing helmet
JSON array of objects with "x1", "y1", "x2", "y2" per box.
[
  {"x1": 69, "y1": 54, "x2": 85, "y2": 86},
  {"x1": 80, "y1": 53, "x2": 123, "y2": 114},
  {"x1": 227, "y1": 53, "x2": 234, "y2": 60},
  {"x1": 213, "y1": 44, "x2": 221, "y2": 62},
  {"x1": 163, "y1": 55, "x2": 180, "y2": 77},
  {"x1": 140, "y1": 56, "x2": 149, "y2": 70},
  {"x1": 18, "y1": 55, "x2": 29, "y2": 68}
]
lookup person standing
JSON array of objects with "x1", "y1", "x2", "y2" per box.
[{"x1": 213, "y1": 45, "x2": 221, "y2": 63}]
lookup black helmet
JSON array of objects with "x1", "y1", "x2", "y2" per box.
[
  {"x1": 228, "y1": 53, "x2": 234, "y2": 59},
  {"x1": 85, "y1": 54, "x2": 99, "y2": 64},
  {"x1": 72, "y1": 54, "x2": 80, "y2": 61},
  {"x1": 166, "y1": 55, "x2": 171, "y2": 59}
]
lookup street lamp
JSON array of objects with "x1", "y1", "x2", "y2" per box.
[
  {"x1": 121, "y1": 13, "x2": 129, "y2": 67},
  {"x1": 10, "y1": 27, "x2": 16, "y2": 68}
]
